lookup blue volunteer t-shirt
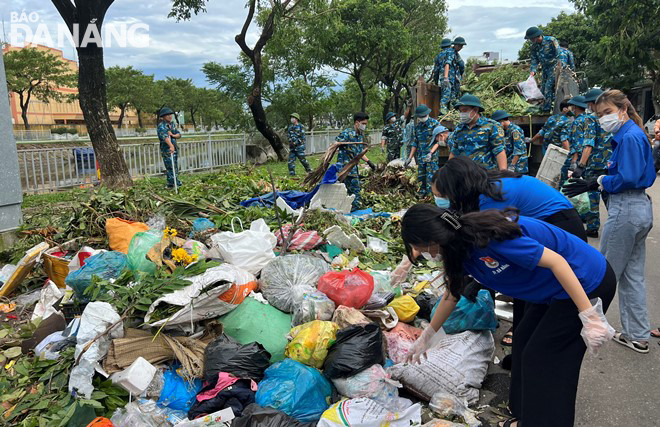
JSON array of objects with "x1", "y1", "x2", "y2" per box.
[
  {"x1": 479, "y1": 176, "x2": 573, "y2": 219},
  {"x1": 464, "y1": 216, "x2": 606, "y2": 304}
]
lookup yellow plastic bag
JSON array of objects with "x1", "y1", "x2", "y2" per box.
[
  {"x1": 285, "y1": 320, "x2": 339, "y2": 369},
  {"x1": 388, "y1": 295, "x2": 420, "y2": 323}
]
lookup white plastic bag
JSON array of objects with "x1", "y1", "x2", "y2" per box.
[
  {"x1": 210, "y1": 218, "x2": 277, "y2": 275},
  {"x1": 318, "y1": 398, "x2": 421, "y2": 427},
  {"x1": 332, "y1": 365, "x2": 402, "y2": 409},
  {"x1": 517, "y1": 75, "x2": 544, "y2": 102},
  {"x1": 31, "y1": 280, "x2": 64, "y2": 321},
  {"x1": 144, "y1": 264, "x2": 257, "y2": 330},
  {"x1": 429, "y1": 392, "x2": 482, "y2": 427}
]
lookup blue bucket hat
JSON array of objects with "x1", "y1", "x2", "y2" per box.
[
  {"x1": 583, "y1": 88, "x2": 604, "y2": 103},
  {"x1": 568, "y1": 95, "x2": 588, "y2": 109},
  {"x1": 491, "y1": 110, "x2": 510, "y2": 121},
  {"x1": 385, "y1": 112, "x2": 397, "y2": 123},
  {"x1": 432, "y1": 125, "x2": 449, "y2": 141},
  {"x1": 454, "y1": 94, "x2": 484, "y2": 112},
  {"x1": 415, "y1": 104, "x2": 432, "y2": 117}
]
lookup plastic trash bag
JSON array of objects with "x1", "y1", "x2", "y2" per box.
[
  {"x1": 69, "y1": 302, "x2": 124, "y2": 399},
  {"x1": 371, "y1": 270, "x2": 402, "y2": 297},
  {"x1": 204, "y1": 334, "x2": 271, "y2": 383},
  {"x1": 182, "y1": 240, "x2": 209, "y2": 261},
  {"x1": 219, "y1": 296, "x2": 292, "y2": 363},
  {"x1": 562, "y1": 180, "x2": 591, "y2": 215},
  {"x1": 318, "y1": 398, "x2": 421, "y2": 427},
  {"x1": 232, "y1": 404, "x2": 317, "y2": 427},
  {"x1": 431, "y1": 290, "x2": 496, "y2": 334},
  {"x1": 363, "y1": 292, "x2": 395, "y2": 310},
  {"x1": 388, "y1": 331, "x2": 494, "y2": 403},
  {"x1": 429, "y1": 392, "x2": 482, "y2": 427},
  {"x1": 65, "y1": 251, "x2": 128, "y2": 298},
  {"x1": 323, "y1": 323, "x2": 385, "y2": 379},
  {"x1": 331, "y1": 306, "x2": 371, "y2": 329},
  {"x1": 190, "y1": 218, "x2": 215, "y2": 237},
  {"x1": 286, "y1": 320, "x2": 339, "y2": 369},
  {"x1": 415, "y1": 291, "x2": 440, "y2": 321},
  {"x1": 158, "y1": 368, "x2": 202, "y2": 412},
  {"x1": 383, "y1": 323, "x2": 423, "y2": 364},
  {"x1": 388, "y1": 295, "x2": 420, "y2": 323},
  {"x1": 318, "y1": 269, "x2": 374, "y2": 309},
  {"x1": 292, "y1": 290, "x2": 336, "y2": 326},
  {"x1": 332, "y1": 365, "x2": 401, "y2": 408},
  {"x1": 31, "y1": 280, "x2": 64, "y2": 321},
  {"x1": 210, "y1": 218, "x2": 277, "y2": 275},
  {"x1": 255, "y1": 359, "x2": 332, "y2": 422},
  {"x1": 106, "y1": 218, "x2": 150, "y2": 254},
  {"x1": 127, "y1": 232, "x2": 161, "y2": 274},
  {"x1": 259, "y1": 255, "x2": 330, "y2": 313},
  {"x1": 517, "y1": 75, "x2": 544, "y2": 102}
]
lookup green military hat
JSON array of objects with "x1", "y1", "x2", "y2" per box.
[
  {"x1": 525, "y1": 27, "x2": 543, "y2": 40},
  {"x1": 290, "y1": 113, "x2": 301, "y2": 121},
  {"x1": 491, "y1": 110, "x2": 510, "y2": 121},
  {"x1": 454, "y1": 93, "x2": 484, "y2": 112},
  {"x1": 568, "y1": 95, "x2": 588, "y2": 109},
  {"x1": 415, "y1": 104, "x2": 432, "y2": 117},
  {"x1": 385, "y1": 112, "x2": 397, "y2": 122},
  {"x1": 440, "y1": 38, "x2": 452, "y2": 48},
  {"x1": 583, "y1": 88, "x2": 604, "y2": 103},
  {"x1": 453, "y1": 36, "x2": 467, "y2": 46},
  {"x1": 159, "y1": 107, "x2": 174, "y2": 117}
]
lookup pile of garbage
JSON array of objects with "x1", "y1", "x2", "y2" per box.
[{"x1": 0, "y1": 172, "x2": 498, "y2": 427}]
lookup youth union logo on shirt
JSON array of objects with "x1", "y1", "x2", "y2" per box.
[{"x1": 479, "y1": 256, "x2": 500, "y2": 269}]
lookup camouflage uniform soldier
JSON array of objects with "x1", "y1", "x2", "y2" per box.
[
  {"x1": 381, "y1": 112, "x2": 404, "y2": 163},
  {"x1": 157, "y1": 107, "x2": 182, "y2": 189},
  {"x1": 432, "y1": 38, "x2": 452, "y2": 86},
  {"x1": 448, "y1": 94, "x2": 508, "y2": 170},
  {"x1": 287, "y1": 113, "x2": 312, "y2": 176},
  {"x1": 492, "y1": 110, "x2": 528, "y2": 173},
  {"x1": 525, "y1": 27, "x2": 560, "y2": 112},
  {"x1": 440, "y1": 37, "x2": 466, "y2": 114},
  {"x1": 531, "y1": 99, "x2": 573, "y2": 154},
  {"x1": 558, "y1": 41, "x2": 575, "y2": 71},
  {"x1": 336, "y1": 112, "x2": 376, "y2": 211},
  {"x1": 404, "y1": 105, "x2": 440, "y2": 198},
  {"x1": 451, "y1": 37, "x2": 467, "y2": 105}
]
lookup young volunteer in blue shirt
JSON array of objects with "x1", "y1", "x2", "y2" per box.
[
  {"x1": 432, "y1": 156, "x2": 587, "y2": 348},
  {"x1": 401, "y1": 204, "x2": 616, "y2": 427},
  {"x1": 564, "y1": 90, "x2": 656, "y2": 353}
]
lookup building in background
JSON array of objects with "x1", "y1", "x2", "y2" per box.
[{"x1": 3, "y1": 44, "x2": 139, "y2": 132}]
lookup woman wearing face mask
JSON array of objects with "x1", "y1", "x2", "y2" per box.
[
  {"x1": 433, "y1": 156, "x2": 587, "y2": 347},
  {"x1": 564, "y1": 90, "x2": 656, "y2": 353},
  {"x1": 402, "y1": 204, "x2": 616, "y2": 427}
]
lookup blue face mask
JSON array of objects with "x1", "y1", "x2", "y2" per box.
[{"x1": 434, "y1": 196, "x2": 450, "y2": 209}]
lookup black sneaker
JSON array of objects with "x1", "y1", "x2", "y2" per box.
[{"x1": 586, "y1": 230, "x2": 599, "y2": 238}]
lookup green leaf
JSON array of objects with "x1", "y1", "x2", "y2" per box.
[
  {"x1": 90, "y1": 391, "x2": 108, "y2": 400},
  {"x1": 79, "y1": 399, "x2": 104, "y2": 409},
  {"x1": 4, "y1": 347, "x2": 22, "y2": 359}
]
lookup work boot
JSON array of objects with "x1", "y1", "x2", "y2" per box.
[{"x1": 586, "y1": 230, "x2": 598, "y2": 238}]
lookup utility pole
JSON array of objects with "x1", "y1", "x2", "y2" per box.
[{"x1": 0, "y1": 48, "x2": 23, "y2": 249}]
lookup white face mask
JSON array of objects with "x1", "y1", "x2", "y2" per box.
[
  {"x1": 599, "y1": 111, "x2": 624, "y2": 134},
  {"x1": 459, "y1": 111, "x2": 473, "y2": 124},
  {"x1": 389, "y1": 117, "x2": 396, "y2": 124},
  {"x1": 419, "y1": 115, "x2": 429, "y2": 123},
  {"x1": 421, "y1": 252, "x2": 442, "y2": 262},
  {"x1": 358, "y1": 123, "x2": 367, "y2": 131},
  {"x1": 291, "y1": 118, "x2": 296, "y2": 124}
]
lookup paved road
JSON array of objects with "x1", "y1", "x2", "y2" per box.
[{"x1": 479, "y1": 181, "x2": 660, "y2": 427}]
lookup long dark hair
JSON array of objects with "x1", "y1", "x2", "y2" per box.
[
  {"x1": 432, "y1": 156, "x2": 515, "y2": 213},
  {"x1": 402, "y1": 204, "x2": 522, "y2": 299}
]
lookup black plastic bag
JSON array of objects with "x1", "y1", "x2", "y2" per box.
[
  {"x1": 188, "y1": 379, "x2": 255, "y2": 420},
  {"x1": 415, "y1": 292, "x2": 439, "y2": 321},
  {"x1": 231, "y1": 404, "x2": 317, "y2": 427},
  {"x1": 204, "y1": 335, "x2": 271, "y2": 383},
  {"x1": 323, "y1": 323, "x2": 385, "y2": 379}
]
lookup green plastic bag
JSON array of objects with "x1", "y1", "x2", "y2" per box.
[
  {"x1": 127, "y1": 232, "x2": 160, "y2": 274},
  {"x1": 220, "y1": 296, "x2": 292, "y2": 363},
  {"x1": 562, "y1": 180, "x2": 591, "y2": 215}
]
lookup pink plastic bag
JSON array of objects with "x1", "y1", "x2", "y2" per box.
[
  {"x1": 318, "y1": 269, "x2": 374, "y2": 309},
  {"x1": 384, "y1": 323, "x2": 423, "y2": 364},
  {"x1": 517, "y1": 75, "x2": 544, "y2": 101}
]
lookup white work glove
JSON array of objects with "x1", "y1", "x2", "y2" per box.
[
  {"x1": 424, "y1": 153, "x2": 433, "y2": 162},
  {"x1": 569, "y1": 162, "x2": 577, "y2": 172},
  {"x1": 507, "y1": 164, "x2": 516, "y2": 172},
  {"x1": 390, "y1": 255, "x2": 413, "y2": 286},
  {"x1": 524, "y1": 137, "x2": 532, "y2": 144},
  {"x1": 406, "y1": 325, "x2": 447, "y2": 363},
  {"x1": 579, "y1": 298, "x2": 615, "y2": 356},
  {"x1": 381, "y1": 146, "x2": 385, "y2": 154}
]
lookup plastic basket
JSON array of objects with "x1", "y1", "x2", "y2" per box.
[
  {"x1": 43, "y1": 238, "x2": 83, "y2": 288},
  {"x1": 535, "y1": 144, "x2": 569, "y2": 189},
  {"x1": 60, "y1": 302, "x2": 87, "y2": 323}
]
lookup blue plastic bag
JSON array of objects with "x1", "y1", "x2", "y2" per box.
[
  {"x1": 65, "y1": 251, "x2": 128, "y2": 298},
  {"x1": 431, "y1": 289, "x2": 497, "y2": 334},
  {"x1": 189, "y1": 218, "x2": 215, "y2": 237},
  {"x1": 158, "y1": 368, "x2": 203, "y2": 412},
  {"x1": 255, "y1": 359, "x2": 332, "y2": 422}
]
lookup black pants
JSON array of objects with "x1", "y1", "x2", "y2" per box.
[{"x1": 509, "y1": 262, "x2": 617, "y2": 427}]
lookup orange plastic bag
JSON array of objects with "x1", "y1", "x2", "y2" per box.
[
  {"x1": 106, "y1": 218, "x2": 149, "y2": 254},
  {"x1": 318, "y1": 268, "x2": 374, "y2": 309},
  {"x1": 86, "y1": 417, "x2": 114, "y2": 427}
]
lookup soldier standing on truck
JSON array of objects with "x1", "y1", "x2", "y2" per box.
[
  {"x1": 381, "y1": 112, "x2": 404, "y2": 163},
  {"x1": 451, "y1": 37, "x2": 466, "y2": 106},
  {"x1": 448, "y1": 94, "x2": 508, "y2": 170},
  {"x1": 404, "y1": 104, "x2": 440, "y2": 198},
  {"x1": 440, "y1": 37, "x2": 467, "y2": 114},
  {"x1": 492, "y1": 110, "x2": 528, "y2": 174},
  {"x1": 558, "y1": 41, "x2": 575, "y2": 71},
  {"x1": 287, "y1": 113, "x2": 312, "y2": 176},
  {"x1": 432, "y1": 38, "x2": 452, "y2": 86},
  {"x1": 525, "y1": 27, "x2": 560, "y2": 113}
]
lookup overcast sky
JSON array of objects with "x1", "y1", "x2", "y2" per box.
[{"x1": 4, "y1": 0, "x2": 574, "y2": 86}]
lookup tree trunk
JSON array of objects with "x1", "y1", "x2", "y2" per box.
[
  {"x1": 117, "y1": 104, "x2": 126, "y2": 129},
  {"x1": 190, "y1": 108, "x2": 197, "y2": 129},
  {"x1": 136, "y1": 108, "x2": 143, "y2": 128},
  {"x1": 354, "y1": 75, "x2": 367, "y2": 112},
  {"x1": 21, "y1": 108, "x2": 30, "y2": 130},
  {"x1": 652, "y1": 73, "x2": 660, "y2": 116},
  {"x1": 78, "y1": 47, "x2": 132, "y2": 188},
  {"x1": 382, "y1": 94, "x2": 392, "y2": 122}
]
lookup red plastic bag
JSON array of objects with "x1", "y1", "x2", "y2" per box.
[{"x1": 318, "y1": 269, "x2": 374, "y2": 309}]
